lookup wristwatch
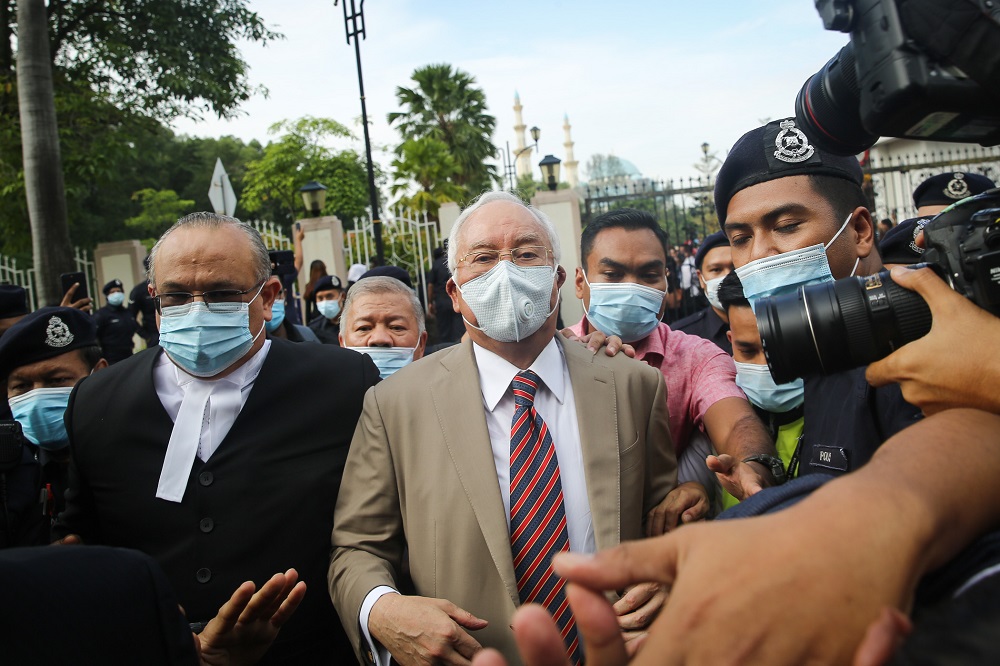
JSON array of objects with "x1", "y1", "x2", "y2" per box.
[{"x1": 742, "y1": 454, "x2": 788, "y2": 485}]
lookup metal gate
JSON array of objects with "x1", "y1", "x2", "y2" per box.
[{"x1": 0, "y1": 247, "x2": 97, "y2": 311}]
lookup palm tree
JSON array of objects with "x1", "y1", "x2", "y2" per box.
[
  {"x1": 390, "y1": 137, "x2": 465, "y2": 219},
  {"x1": 16, "y1": 0, "x2": 75, "y2": 305},
  {"x1": 387, "y1": 64, "x2": 498, "y2": 199}
]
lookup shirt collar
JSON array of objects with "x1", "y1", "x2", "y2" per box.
[
  {"x1": 632, "y1": 321, "x2": 668, "y2": 365},
  {"x1": 472, "y1": 337, "x2": 566, "y2": 412}
]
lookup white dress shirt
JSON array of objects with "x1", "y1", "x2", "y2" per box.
[
  {"x1": 360, "y1": 338, "x2": 594, "y2": 665},
  {"x1": 152, "y1": 341, "x2": 270, "y2": 488}
]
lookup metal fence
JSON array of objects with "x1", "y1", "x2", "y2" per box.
[
  {"x1": 0, "y1": 247, "x2": 97, "y2": 311},
  {"x1": 248, "y1": 219, "x2": 293, "y2": 252},
  {"x1": 581, "y1": 145, "x2": 1000, "y2": 244}
]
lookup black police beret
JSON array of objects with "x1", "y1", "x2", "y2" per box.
[
  {"x1": 714, "y1": 118, "x2": 864, "y2": 229},
  {"x1": 0, "y1": 284, "x2": 29, "y2": 319},
  {"x1": 102, "y1": 279, "x2": 124, "y2": 295},
  {"x1": 0, "y1": 306, "x2": 98, "y2": 378},
  {"x1": 879, "y1": 216, "x2": 931, "y2": 265},
  {"x1": 360, "y1": 265, "x2": 413, "y2": 289},
  {"x1": 694, "y1": 231, "x2": 730, "y2": 270},
  {"x1": 912, "y1": 172, "x2": 996, "y2": 209},
  {"x1": 313, "y1": 275, "x2": 343, "y2": 294}
]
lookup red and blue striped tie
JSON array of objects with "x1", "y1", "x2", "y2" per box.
[{"x1": 510, "y1": 370, "x2": 581, "y2": 664}]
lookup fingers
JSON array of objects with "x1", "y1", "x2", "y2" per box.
[
  {"x1": 646, "y1": 505, "x2": 668, "y2": 538},
  {"x1": 887, "y1": 266, "x2": 949, "y2": 305},
  {"x1": 705, "y1": 454, "x2": 735, "y2": 475},
  {"x1": 271, "y1": 581, "x2": 306, "y2": 628},
  {"x1": 51, "y1": 534, "x2": 82, "y2": 546},
  {"x1": 624, "y1": 632, "x2": 648, "y2": 658},
  {"x1": 440, "y1": 600, "x2": 489, "y2": 630},
  {"x1": 511, "y1": 604, "x2": 570, "y2": 666},
  {"x1": 450, "y1": 624, "x2": 485, "y2": 661},
  {"x1": 585, "y1": 331, "x2": 607, "y2": 354},
  {"x1": 621, "y1": 343, "x2": 636, "y2": 359},
  {"x1": 614, "y1": 584, "x2": 663, "y2": 631},
  {"x1": 553, "y1": 537, "x2": 680, "y2": 591},
  {"x1": 559, "y1": 328, "x2": 581, "y2": 342},
  {"x1": 215, "y1": 581, "x2": 257, "y2": 633},
  {"x1": 239, "y1": 572, "x2": 287, "y2": 624},
  {"x1": 601, "y1": 336, "x2": 623, "y2": 357},
  {"x1": 472, "y1": 648, "x2": 509, "y2": 666},
  {"x1": 566, "y1": 584, "x2": 629, "y2": 666},
  {"x1": 852, "y1": 607, "x2": 912, "y2": 666},
  {"x1": 612, "y1": 582, "x2": 657, "y2": 615}
]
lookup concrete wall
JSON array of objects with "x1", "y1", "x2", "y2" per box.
[
  {"x1": 94, "y1": 240, "x2": 147, "y2": 297},
  {"x1": 296, "y1": 215, "x2": 347, "y2": 295},
  {"x1": 531, "y1": 189, "x2": 584, "y2": 326}
]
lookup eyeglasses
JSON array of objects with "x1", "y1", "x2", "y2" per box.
[
  {"x1": 154, "y1": 280, "x2": 265, "y2": 314},
  {"x1": 458, "y1": 245, "x2": 553, "y2": 275}
]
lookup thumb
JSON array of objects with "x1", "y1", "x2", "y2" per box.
[
  {"x1": 443, "y1": 602, "x2": 489, "y2": 629},
  {"x1": 553, "y1": 536, "x2": 681, "y2": 591}
]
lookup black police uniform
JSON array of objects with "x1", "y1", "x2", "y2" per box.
[
  {"x1": 799, "y1": 368, "x2": 922, "y2": 477},
  {"x1": 671, "y1": 306, "x2": 732, "y2": 355},
  {"x1": 128, "y1": 279, "x2": 159, "y2": 347},
  {"x1": 93, "y1": 302, "x2": 139, "y2": 364},
  {"x1": 307, "y1": 315, "x2": 341, "y2": 345},
  {"x1": 429, "y1": 254, "x2": 462, "y2": 343}
]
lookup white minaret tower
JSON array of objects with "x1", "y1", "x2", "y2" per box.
[
  {"x1": 513, "y1": 92, "x2": 531, "y2": 180},
  {"x1": 563, "y1": 113, "x2": 579, "y2": 188}
]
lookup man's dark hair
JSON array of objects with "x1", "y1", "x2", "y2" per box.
[
  {"x1": 718, "y1": 271, "x2": 750, "y2": 313},
  {"x1": 79, "y1": 345, "x2": 104, "y2": 370},
  {"x1": 807, "y1": 174, "x2": 869, "y2": 223},
  {"x1": 580, "y1": 208, "x2": 669, "y2": 268}
]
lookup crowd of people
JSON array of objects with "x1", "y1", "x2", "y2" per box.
[{"x1": 1, "y1": 117, "x2": 999, "y2": 665}]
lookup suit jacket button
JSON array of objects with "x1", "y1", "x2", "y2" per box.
[
  {"x1": 199, "y1": 471, "x2": 214, "y2": 486},
  {"x1": 199, "y1": 518, "x2": 214, "y2": 533},
  {"x1": 196, "y1": 567, "x2": 211, "y2": 583}
]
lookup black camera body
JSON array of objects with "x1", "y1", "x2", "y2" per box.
[
  {"x1": 756, "y1": 189, "x2": 1000, "y2": 383},
  {"x1": 796, "y1": 0, "x2": 1000, "y2": 155}
]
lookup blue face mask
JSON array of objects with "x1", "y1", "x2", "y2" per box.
[
  {"x1": 317, "y1": 299, "x2": 341, "y2": 321},
  {"x1": 736, "y1": 213, "x2": 860, "y2": 311},
  {"x1": 348, "y1": 346, "x2": 415, "y2": 379},
  {"x1": 582, "y1": 273, "x2": 665, "y2": 343},
  {"x1": 107, "y1": 292, "x2": 125, "y2": 307},
  {"x1": 734, "y1": 361, "x2": 805, "y2": 413},
  {"x1": 265, "y1": 300, "x2": 285, "y2": 333},
  {"x1": 158, "y1": 284, "x2": 265, "y2": 378},
  {"x1": 8, "y1": 387, "x2": 74, "y2": 450}
]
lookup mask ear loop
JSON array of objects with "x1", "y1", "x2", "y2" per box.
[{"x1": 826, "y1": 212, "x2": 862, "y2": 277}]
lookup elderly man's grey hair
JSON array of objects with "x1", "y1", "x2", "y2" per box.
[
  {"x1": 447, "y1": 191, "x2": 561, "y2": 273},
  {"x1": 342, "y1": 276, "x2": 426, "y2": 336},
  {"x1": 147, "y1": 212, "x2": 271, "y2": 287}
]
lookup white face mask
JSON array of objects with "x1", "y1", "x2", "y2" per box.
[
  {"x1": 703, "y1": 275, "x2": 726, "y2": 311},
  {"x1": 736, "y1": 212, "x2": 860, "y2": 310},
  {"x1": 457, "y1": 261, "x2": 559, "y2": 343}
]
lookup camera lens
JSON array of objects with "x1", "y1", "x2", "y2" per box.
[
  {"x1": 794, "y1": 43, "x2": 880, "y2": 156},
  {"x1": 757, "y1": 270, "x2": 933, "y2": 384}
]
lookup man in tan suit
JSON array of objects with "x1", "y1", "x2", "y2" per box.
[{"x1": 329, "y1": 191, "x2": 677, "y2": 666}]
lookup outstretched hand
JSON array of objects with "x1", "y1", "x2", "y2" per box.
[
  {"x1": 60, "y1": 283, "x2": 93, "y2": 313},
  {"x1": 195, "y1": 568, "x2": 306, "y2": 666},
  {"x1": 560, "y1": 328, "x2": 636, "y2": 358},
  {"x1": 705, "y1": 454, "x2": 769, "y2": 501}
]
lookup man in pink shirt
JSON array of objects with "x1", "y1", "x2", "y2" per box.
[{"x1": 569, "y1": 208, "x2": 784, "y2": 500}]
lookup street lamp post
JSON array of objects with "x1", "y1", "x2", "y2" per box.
[
  {"x1": 538, "y1": 154, "x2": 562, "y2": 192},
  {"x1": 500, "y1": 126, "x2": 540, "y2": 191},
  {"x1": 334, "y1": 0, "x2": 383, "y2": 264},
  {"x1": 299, "y1": 181, "x2": 328, "y2": 217}
]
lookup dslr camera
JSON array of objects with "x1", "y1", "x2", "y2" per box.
[
  {"x1": 756, "y1": 189, "x2": 1000, "y2": 383},
  {"x1": 795, "y1": 0, "x2": 1000, "y2": 155}
]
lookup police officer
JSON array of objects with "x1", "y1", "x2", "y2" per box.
[
  {"x1": 306, "y1": 274, "x2": 345, "y2": 345},
  {"x1": 93, "y1": 278, "x2": 138, "y2": 364},
  {"x1": 128, "y1": 257, "x2": 159, "y2": 348},
  {"x1": 714, "y1": 118, "x2": 922, "y2": 477},
  {"x1": 913, "y1": 171, "x2": 996, "y2": 217},
  {"x1": 0, "y1": 307, "x2": 107, "y2": 547},
  {"x1": 671, "y1": 231, "x2": 734, "y2": 354},
  {"x1": 0, "y1": 285, "x2": 30, "y2": 421}
]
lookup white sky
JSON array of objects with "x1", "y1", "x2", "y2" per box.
[{"x1": 171, "y1": 0, "x2": 851, "y2": 182}]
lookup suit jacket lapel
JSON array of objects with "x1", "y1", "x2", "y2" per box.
[
  {"x1": 561, "y1": 338, "x2": 621, "y2": 550},
  {"x1": 432, "y1": 341, "x2": 520, "y2": 608}
]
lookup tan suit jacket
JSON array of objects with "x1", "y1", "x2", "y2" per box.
[{"x1": 329, "y1": 336, "x2": 677, "y2": 664}]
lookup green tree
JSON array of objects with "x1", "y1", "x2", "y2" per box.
[
  {"x1": 390, "y1": 137, "x2": 464, "y2": 218},
  {"x1": 387, "y1": 64, "x2": 498, "y2": 200},
  {"x1": 125, "y1": 188, "x2": 196, "y2": 242},
  {"x1": 241, "y1": 117, "x2": 379, "y2": 228}
]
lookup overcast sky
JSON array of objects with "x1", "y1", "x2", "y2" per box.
[{"x1": 172, "y1": 0, "x2": 851, "y2": 182}]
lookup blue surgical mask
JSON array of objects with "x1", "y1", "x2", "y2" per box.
[
  {"x1": 457, "y1": 261, "x2": 559, "y2": 343},
  {"x1": 8, "y1": 387, "x2": 74, "y2": 450},
  {"x1": 158, "y1": 284, "x2": 265, "y2": 378},
  {"x1": 107, "y1": 292, "x2": 125, "y2": 307},
  {"x1": 582, "y1": 273, "x2": 665, "y2": 343},
  {"x1": 317, "y1": 299, "x2": 341, "y2": 320},
  {"x1": 734, "y1": 361, "x2": 805, "y2": 413},
  {"x1": 348, "y1": 346, "x2": 415, "y2": 379},
  {"x1": 736, "y1": 213, "x2": 860, "y2": 311},
  {"x1": 265, "y1": 300, "x2": 286, "y2": 333}
]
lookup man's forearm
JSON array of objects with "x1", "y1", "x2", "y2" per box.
[{"x1": 721, "y1": 410, "x2": 778, "y2": 460}]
